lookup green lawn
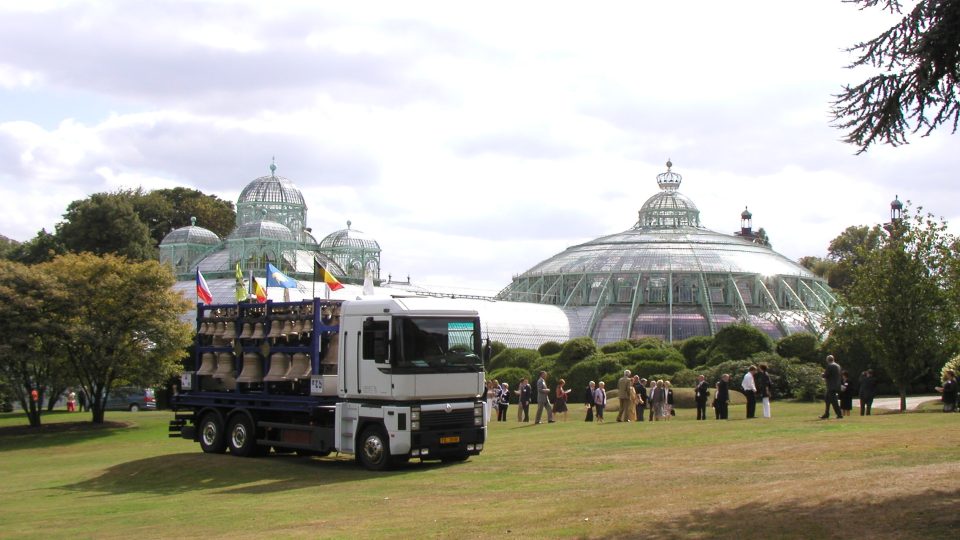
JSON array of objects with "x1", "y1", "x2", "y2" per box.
[{"x1": 1, "y1": 402, "x2": 958, "y2": 539}]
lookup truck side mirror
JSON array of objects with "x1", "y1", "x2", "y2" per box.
[{"x1": 362, "y1": 318, "x2": 389, "y2": 363}]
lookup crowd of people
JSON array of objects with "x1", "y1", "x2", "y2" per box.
[{"x1": 482, "y1": 356, "x2": 960, "y2": 425}]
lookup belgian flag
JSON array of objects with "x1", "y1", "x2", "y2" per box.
[{"x1": 314, "y1": 258, "x2": 344, "y2": 291}]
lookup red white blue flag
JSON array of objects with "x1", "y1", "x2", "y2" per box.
[{"x1": 196, "y1": 269, "x2": 214, "y2": 305}]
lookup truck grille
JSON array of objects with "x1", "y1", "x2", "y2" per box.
[{"x1": 421, "y1": 409, "x2": 474, "y2": 430}]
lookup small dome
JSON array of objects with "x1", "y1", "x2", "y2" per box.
[
  {"x1": 741, "y1": 206, "x2": 753, "y2": 219},
  {"x1": 319, "y1": 221, "x2": 381, "y2": 251},
  {"x1": 238, "y1": 162, "x2": 305, "y2": 207},
  {"x1": 229, "y1": 220, "x2": 295, "y2": 242},
  {"x1": 160, "y1": 218, "x2": 220, "y2": 246},
  {"x1": 890, "y1": 195, "x2": 903, "y2": 210},
  {"x1": 635, "y1": 161, "x2": 700, "y2": 229}
]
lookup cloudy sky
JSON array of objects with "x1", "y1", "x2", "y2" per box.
[{"x1": 1, "y1": 0, "x2": 957, "y2": 294}]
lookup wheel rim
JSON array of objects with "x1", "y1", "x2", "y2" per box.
[
  {"x1": 202, "y1": 421, "x2": 218, "y2": 446},
  {"x1": 231, "y1": 422, "x2": 248, "y2": 450},
  {"x1": 363, "y1": 434, "x2": 384, "y2": 464},
  {"x1": 130, "y1": 404, "x2": 139, "y2": 412}
]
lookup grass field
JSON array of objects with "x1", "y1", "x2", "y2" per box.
[{"x1": 1, "y1": 401, "x2": 958, "y2": 539}]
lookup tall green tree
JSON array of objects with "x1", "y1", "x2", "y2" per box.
[
  {"x1": 833, "y1": 0, "x2": 960, "y2": 152},
  {"x1": 0, "y1": 260, "x2": 71, "y2": 427},
  {"x1": 56, "y1": 193, "x2": 155, "y2": 260},
  {"x1": 4, "y1": 229, "x2": 66, "y2": 265},
  {"x1": 126, "y1": 187, "x2": 236, "y2": 246},
  {"x1": 832, "y1": 204, "x2": 957, "y2": 410},
  {"x1": 825, "y1": 225, "x2": 884, "y2": 291},
  {"x1": 41, "y1": 253, "x2": 193, "y2": 423}
]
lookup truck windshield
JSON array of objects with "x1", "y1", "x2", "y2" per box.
[{"x1": 394, "y1": 317, "x2": 483, "y2": 372}]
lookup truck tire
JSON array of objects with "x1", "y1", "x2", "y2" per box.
[
  {"x1": 227, "y1": 414, "x2": 265, "y2": 457},
  {"x1": 129, "y1": 403, "x2": 140, "y2": 412},
  {"x1": 357, "y1": 425, "x2": 391, "y2": 471},
  {"x1": 198, "y1": 413, "x2": 227, "y2": 454}
]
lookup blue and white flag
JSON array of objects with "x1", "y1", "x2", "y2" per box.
[{"x1": 266, "y1": 263, "x2": 298, "y2": 289}]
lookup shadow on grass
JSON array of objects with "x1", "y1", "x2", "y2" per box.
[
  {"x1": 0, "y1": 418, "x2": 130, "y2": 452},
  {"x1": 607, "y1": 487, "x2": 960, "y2": 539},
  {"x1": 61, "y1": 452, "x2": 458, "y2": 496}
]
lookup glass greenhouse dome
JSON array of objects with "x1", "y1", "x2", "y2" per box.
[{"x1": 496, "y1": 161, "x2": 835, "y2": 343}]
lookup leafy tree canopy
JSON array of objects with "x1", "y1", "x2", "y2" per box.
[
  {"x1": 833, "y1": 0, "x2": 960, "y2": 152},
  {"x1": 56, "y1": 193, "x2": 154, "y2": 260}
]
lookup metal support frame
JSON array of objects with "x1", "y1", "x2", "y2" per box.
[
  {"x1": 626, "y1": 273, "x2": 643, "y2": 339},
  {"x1": 779, "y1": 278, "x2": 818, "y2": 334},
  {"x1": 586, "y1": 274, "x2": 613, "y2": 339},
  {"x1": 562, "y1": 274, "x2": 587, "y2": 308},
  {"x1": 728, "y1": 274, "x2": 751, "y2": 323},
  {"x1": 755, "y1": 277, "x2": 789, "y2": 337},
  {"x1": 698, "y1": 272, "x2": 717, "y2": 335}
]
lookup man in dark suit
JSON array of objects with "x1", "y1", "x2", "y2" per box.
[
  {"x1": 716, "y1": 374, "x2": 730, "y2": 420},
  {"x1": 635, "y1": 377, "x2": 648, "y2": 422},
  {"x1": 583, "y1": 381, "x2": 596, "y2": 422},
  {"x1": 858, "y1": 369, "x2": 877, "y2": 416},
  {"x1": 820, "y1": 355, "x2": 843, "y2": 419},
  {"x1": 694, "y1": 374, "x2": 710, "y2": 420}
]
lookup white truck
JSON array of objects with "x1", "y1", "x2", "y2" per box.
[{"x1": 169, "y1": 296, "x2": 486, "y2": 470}]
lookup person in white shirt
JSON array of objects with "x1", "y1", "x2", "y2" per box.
[{"x1": 742, "y1": 366, "x2": 758, "y2": 419}]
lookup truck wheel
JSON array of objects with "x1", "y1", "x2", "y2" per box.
[
  {"x1": 129, "y1": 403, "x2": 140, "y2": 412},
  {"x1": 198, "y1": 413, "x2": 226, "y2": 454},
  {"x1": 227, "y1": 415, "x2": 264, "y2": 457},
  {"x1": 358, "y1": 425, "x2": 391, "y2": 471}
]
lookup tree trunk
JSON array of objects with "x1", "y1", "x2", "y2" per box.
[
  {"x1": 90, "y1": 401, "x2": 105, "y2": 424},
  {"x1": 26, "y1": 401, "x2": 41, "y2": 427},
  {"x1": 899, "y1": 385, "x2": 907, "y2": 412}
]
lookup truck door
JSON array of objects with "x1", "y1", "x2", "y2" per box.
[{"x1": 358, "y1": 316, "x2": 391, "y2": 397}]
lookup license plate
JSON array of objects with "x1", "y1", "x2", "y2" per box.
[{"x1": 440, "y1": 436, "x2": 460, "y2": 445}]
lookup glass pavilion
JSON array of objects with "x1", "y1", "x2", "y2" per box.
[{"x1": 496, "y1": 161, "x2": 835, "y2": 344}]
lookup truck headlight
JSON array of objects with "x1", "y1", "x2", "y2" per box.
[{"x1": 411, "y1": 420, "x2": 420, "y2": 431}]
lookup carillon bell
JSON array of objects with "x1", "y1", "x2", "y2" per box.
[
  {"x1": 221, "y1": 322, "x2": 237, "y2": 341},
  {"x1": 284, "y1": 352, "x2": 312, "y2": 380},
  {"x1": 263, "y1": 352, "x2": 290, "y2": 382},
  {"x1": 236, "y1": 352, "x2": 264, "y2": 383},
  {"x1": 251, "y1": 322, "x2": 266, "y2": 339},
  {"x1": 213, "y1": 321, "x2": 226, "y2": 337},
  {"x1": 237, "y1": 322, "x2": 253, "y2": 340},
  {"x1": 213, "y1": 352, "x2": 235, "y2": 379},
  {"x1": 196, "y1": 352, "x2": 217, "y2": 376},
  {"x1": 267, "y1": 321, "x2": 283, "y2": 339}
]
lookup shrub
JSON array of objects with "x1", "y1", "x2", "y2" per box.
[
  {"x1": 775, "y1": 333, "x2": 821, "y2": 364},
  {"x1": 564, "y1": 359, "x2": 602, "y2": 403},
  {"x1": 706, "y1": 324, "x2": 773, "y2": 364},
  {"x1": 488, "y1": 340, "x2": 507, "y2": 359},
  {"x1": 630, "y1": 360, "x2": 685, "y2": 379},
  {"x1": 628, "y1": 336, "x2": 667, "y2": 349},
  {"x1": 670, "y1": 368, "x2": 699, "y2": 387},
  {"x1": 780, "y1": 362, "x2": 825, "y2": 401},
  {"x1": 600, "y1": 340, "x2": 633, "y2": 354},
  {"x1": 556, "y1": 337, "x2": 598, "y2": 370},
  {"x1": 530, "y1": 355, "x2": 557, "y2": 380},
  {"x1": 487, "y1": 367, "x2": 531, "y2": 399},
  {"x1": 537, "y1": 341, "x2": 563, "y2": 356},
  {"x1": 488, "y1": 348, "x2": 539, "y2": 371},
  {"x1": 679, "y1": 336, "x2": 713, "y2": 368},
  {"x1": 625, "y1": 347, "x2": 685, "y2": 365}
]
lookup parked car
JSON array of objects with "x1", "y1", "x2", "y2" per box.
[{"x1": 104, "y1": 387, "x2": 156, "y2": 412}]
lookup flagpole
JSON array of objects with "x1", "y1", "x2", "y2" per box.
[{"x1": 312, "y1": 257, "x2": 317, "y2": 299}]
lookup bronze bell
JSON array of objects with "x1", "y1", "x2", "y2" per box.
[
  {"x1": 221, "y1": 322, "x2": 238, "y2": 341},
  {"x1": 196, "y1": 352, "x2": 217, "y2": 376},
  {"x1": 284, "y1": 352, "x2": 311, "y2": 380},
  {"x1": 239, "y1": 322, "x2": 254, "y2": 339},
  {"x1": 213, "y1": 352, "x2": 235, "y2": 379},
  {"x1": 281, "y1": 320, "x2": 295, "y2": 337},
  {"x1": 251, "y1": 322, "x2": 266, "y2": 340},
  {"x1": 267, "y1": 320, "x2": 283, "y2": 339},
  {"x1": 213, "y1": 321, "x2": 226, "y2": 337},
  {"x1": 236, "y1": 352, "x2": 263, "y2": 383},
  {"x1": 263, "y1": 352, "x2": 290, "y2": 382},
  {"x1": 301, "y1": 318, "x2": 313, "y2": 335},
  {"x1": 198, "y1": 322, "x2": 209, "y2": 335}
]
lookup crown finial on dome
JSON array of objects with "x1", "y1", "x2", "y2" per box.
[
  {"x1": 270, "y1": 156, "x2": 277, "y2": 177},
  {"x1": 347, "y1": 220, "x2": 352, "y2": 229},
  {"x1": 656, "y1": 159, "x2": 682, "y2": 191},
  {"x1": 190, "y1": 216, "x2": 197, "y2": 226}
]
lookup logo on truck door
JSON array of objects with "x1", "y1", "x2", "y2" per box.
[{"x1": 445, "y1": 403, "x2": 453, "y2": 413}]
